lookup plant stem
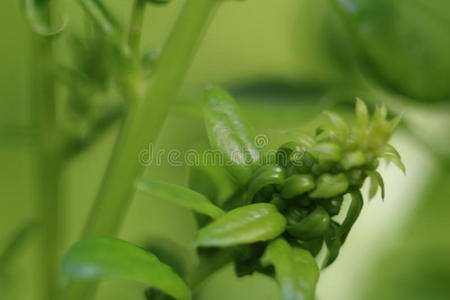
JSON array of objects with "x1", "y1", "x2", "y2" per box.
[
  {"x1": 31, "y1": 2, "x2": 63, "y2": 299},
  {"x1": 128, "y1": 0, "x2": 146, "y2": 63},
  {"x1": 77, "y1": 0, "x2": 119, "y2": 35},
  {"x1": 63, "y1": 0, "x2": 219, "y2": 299},
  {"x1": 188, "y1": 249, "x2": 233, "y2": 292}
]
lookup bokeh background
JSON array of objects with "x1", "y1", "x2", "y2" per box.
[{"x1": 1, "y1": 0, "x2": 450, "y2": 299}]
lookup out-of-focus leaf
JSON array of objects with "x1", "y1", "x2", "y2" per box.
[
  {"x1": 62, "y1": 238, "x2": 191, "y2": 300},
  {"x1": 137, "y1": 179, "x2": 225, "y2": 220},
  {"x1": 330, "y1": 0, "x2": 450, "y2": 101},
  {"x1": 196, "y1": 203, "x2": 286, "y2": 248},
  {"x1": 203, "y1": 86, "x2": 260, "y2": 185},
  {"x1": 143, "y1": 237, "x2": 190, "y2": 277},
  {"x1": 266, "y1": 238, "x2": 319, "y2": 300}
]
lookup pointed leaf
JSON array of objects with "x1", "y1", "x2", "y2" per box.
[
  {"x1": 383, "y1": 145, "x2": 406, "y2": 174},
  {"x1": 266, "y1": 238, "x2": 319, "y2": 300},
  {"x1": 368, "y1": 171, "x2": 385, "y2": 199},
  {"x1": 196, "y1": 203, "x2": 286, "y2": 247},
  {"x1": 137, "y1": 179, "x2": 225, "y2": 219},
  {"x1": 324, "y1": 111, "x2": 349, "y2": 139},
  {"x1": 62, "y1": 238, "x2": 191, "y2": 300},
  {"x1": 204, "y1": 86, "x2": 260, "y2": 185},
  {"x1": 355, "y1": 98, "x2": 369, "y2": 127},
  {"x1": 368, "y1": 172, "x2": 380, "y2": 199}
]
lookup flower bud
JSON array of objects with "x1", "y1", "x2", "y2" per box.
[
  {"x1": 281, "y1": 174, "x2": 315, "y2": 199},
  {"x1": 311, "y1": 143, "x2": 341, "y2": 162},
  {"x1": 310, "y1": 173, "x2": 349, "y2": 199},
  {"x1": 287, "y1": 206, "x2": 330, "y2": 241},
  {"x1": 276, "y1": 141, "x2": 303, "y2": 167},
  {"x1": 340, "y1": 150, "x2": 366, "y2": 170}
]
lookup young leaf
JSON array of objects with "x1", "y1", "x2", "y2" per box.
[
  {"x1": 368, "y1": 171, "x2": 385, "y2": 199},
  {"x1": 355, "y1": 98, "x2": 369, "y2": 127},
  {"x1": 339, "y1": 191, "x2": 364, "y2": 243},
  {"x1": 324, "y1": 111, "x2": 349, "y2": 139},
  {"x1": 383, "y1": 144, "x2": 406, "y2": 173},
  {"x1": 62, "y1": 238, "x2": 191, "y2": 300},
  {"x1": 137, "y1": 179, "x2": 225, "y2": 219},
  {"x1": 203, "y1": 86, "x2": 260, "y2": 185},
  {"x1": 196, "y1": 203, "x2": 286, "y2": 247},
  {"x1": 323, "y1": 221, "x2": 341, "y2": 268},
  {"x1": 266, "y1": 238, "x2": 319, "y2": 300}
]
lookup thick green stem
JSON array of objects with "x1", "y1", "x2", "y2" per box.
[
  {"x1": 32, "y1": 4, "x2": 63, "y2": 299},
  {"x1": 63, "y1": 0, "x2": 218, "y2": 299}
]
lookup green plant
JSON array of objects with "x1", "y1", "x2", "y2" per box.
[
  {"x1": 62, "y1": 86, "x2": 403, "y2": 300},
  {"x1": 2, "y1": 0, "x2": 406, "y2": 299}
]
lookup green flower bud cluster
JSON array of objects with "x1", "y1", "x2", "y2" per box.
[{"x1": 243, "y1": 99, "x2": 404, "y2": 266}]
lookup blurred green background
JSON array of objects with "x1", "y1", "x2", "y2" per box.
[{"x1": 1, "y1": 0, "x2": 450, "y2": 299}]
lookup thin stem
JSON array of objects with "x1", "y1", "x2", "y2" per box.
[
  {"x1": 31, "y1": 2, "x2": 63, "y2": 299},
  {"x1": 128, "y1": 0, "x2": 147, "y2": 62},
  {"x1": 0, "y1": 221, "x2": 38, "y2": 271},
  {"x1": 77, "y1": 0, "x2": 119, "y2": 35},
  {"x1": 63, "y1": 0, "x2": 219, "y2": 299}
]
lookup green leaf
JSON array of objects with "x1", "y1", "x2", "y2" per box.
[
  {"x1": 137, "y1": 179, "x2": 225, "y2": 219},
  {"x1": 330, "y1": 0, "x2": 450, "y2": 101},
  {"x1": 62, "y1": 237, "x2": 191, "y2": 300},
  {"x1": 339, "y1": 191, "x2": 364, "y2": 242},
  {"x1": 196, "y1": 203, "x2": 286, "y2": 247},
  {"x1": 323, "y1": 221, "x2": 341, "y2": 268},
  {"x1": 355, "y1": 98, "x2": 369, "y2": 127},
  {"x1": 368, "y1": 171, "x2": 385, "y2": 199},
  {"x1": 324, "y1": 111, "x2": 349, "y2": 139},
  {"x1": 203, "y1": 86, "x2": 260, "y2": 185},
  {"x1": 266, "y1": 238, "x2": 319, "y2": 300},
  {"x1": 383, "y1": 144, "x2": 406, "y2": 173}
]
